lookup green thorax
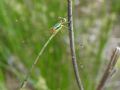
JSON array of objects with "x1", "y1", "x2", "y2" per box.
[{"x1": 53, "y1": 22, "x2": 62, "y2": 30}]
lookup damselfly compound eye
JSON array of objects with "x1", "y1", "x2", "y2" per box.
[
  {"x1": 58, "y1": 17, "x2": 66, "y2": 23},
  {"x1": 63, "y1": 18, "x2": 67, "y2": 23}
]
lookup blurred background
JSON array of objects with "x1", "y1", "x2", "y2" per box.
[{"x1": 0, "y1": 0, "x2": 120, "y2": 90}]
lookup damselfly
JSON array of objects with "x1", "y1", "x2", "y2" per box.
[
  {"x1": 19, "y1": 17, "x2": 67, "y2": 89},
  {"x1": 50, "y1": 17, "x2": 67, "y2": 33}
]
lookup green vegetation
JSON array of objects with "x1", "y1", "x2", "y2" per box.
[{"x1": 0, "y1": 0, "x2": 120, "y2": 90}]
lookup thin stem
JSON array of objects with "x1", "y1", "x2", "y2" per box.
[
  {"x1": 19, "y1": 31, "x2": 59, "y2": 90},
  {"x1": 96, "y1": 47, "x2": 120, "y2": 90},
  {"x1": 67, "y1": 0, "x2": 84, "y2": 90}
]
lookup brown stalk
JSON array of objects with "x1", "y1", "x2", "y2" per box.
[
  {"x1": 96, "y1": 47, "x2": 120, "y2": 90},
  {"x1": 67, "y1": 0, "x2": 84, "y2": 90}
]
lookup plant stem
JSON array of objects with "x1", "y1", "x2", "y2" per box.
[
  {"x1": 96, "y1": 47, "x2": 120, "y2": 90},
  {"x1": 19, "y1": 31, "x2": 59, "y2": 90},
  {"x1": 67, "y1": 0, "x2": 84, "y2": 90}
]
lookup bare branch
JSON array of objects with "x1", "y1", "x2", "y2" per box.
[{"x1": 67, "y1": 0, "x2": 84, "y2": 90}]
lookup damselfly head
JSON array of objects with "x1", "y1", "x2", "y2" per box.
[
  {"x1": 58, "y1": 17, "x2": 67, "y2": 23},
  {"x1": 62, "y1": 18, "x2": 67, "y2": 23}
]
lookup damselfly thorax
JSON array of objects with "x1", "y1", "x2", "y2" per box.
[{"x1": 50, "y1": 17, "x2": 67, "y2": 33}]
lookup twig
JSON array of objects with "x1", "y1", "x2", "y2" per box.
[
  {"x1": 96, "y1": 47, "x2": 120, "y2": 90},
  {"x1": 67, "y1": 0, "x2": 84, "y2": 90}
]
